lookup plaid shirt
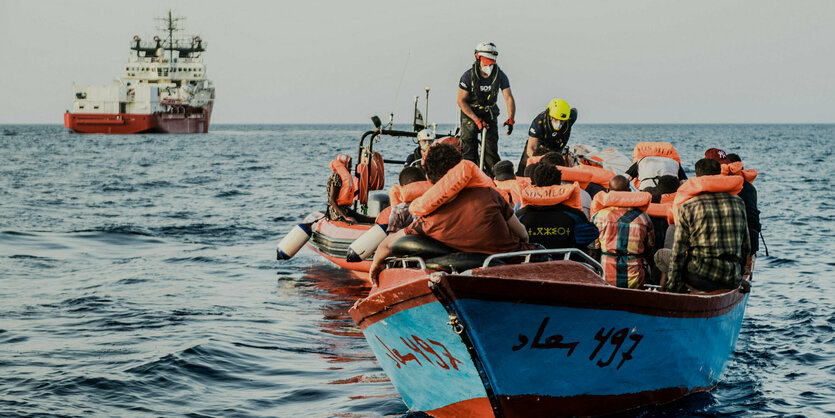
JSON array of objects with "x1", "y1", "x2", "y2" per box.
[
  {"x1": 665, "y1": 192, "x2": 750, "y2": 292},
  {"x1": 592, "y1": 207, "x2": 654, "y2": 288}
]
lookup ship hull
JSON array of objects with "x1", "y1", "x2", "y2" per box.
[{"x1": 64, "y1": 102, "x2": 213, "y2": 134}]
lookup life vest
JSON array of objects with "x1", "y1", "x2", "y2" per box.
[
  {"x1": 557, "y1": 166, "x2": 593, "y2": 190},
  {"x1": 493, "y1": 179, "x2": 516, "y2": 204},
  {"x1": 590, "y1": 191, "x2": 651, "y2": 217},
  {"x1": 632, "y1": 142, "x2": 681, "y2": 164},
  {"x1": 409, "y1": 160, "x2": 495, "y2": 216},
  {"x1": 646, "y1": 193, "x2": 676, "y2": 218},
  {"x1": 520, "y1": 182, "x2": 583, "y2": 211},
  {"x1": 330, "y1": 158, "x2": 356, "y2": 206},
  {"x1": 389, "y1": 181, "x2": 431, "y2": 206},
  {"x1": 374, "y1": 206, "x2": 392, "y2": 225},
  {"x1": 670, "y1": 175, "x2": 744, "y2": 224},
  {"x1": 526, "y1": 154, "x2": 545, "y2": 166},
  {"x1": 572, "y1": 164, "x2": 616, "y2": 188},
  {"x1": 468, "y1": 62, "x2": 501, "y2": 111},
  {"x1": 356, "y1": 151, "x2": 385, "y2": 205},
  {"x1": 510, "y1": 177, "x2": 532, "y2": 207},
  {"x1": 721, "y1": 162, "x2": 758, "y2": 183}
]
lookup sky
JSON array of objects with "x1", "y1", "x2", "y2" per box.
[{"x1": 0, "y1": 0, "x2": 833, "y2": 124}]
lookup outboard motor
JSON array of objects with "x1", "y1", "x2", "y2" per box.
[{"x1": 276, "y1": 223, "x2": 312, "y2": 260}]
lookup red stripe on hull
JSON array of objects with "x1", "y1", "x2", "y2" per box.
[{"x1": 64, "y1": 101, "x2": 212, "y2": 134}]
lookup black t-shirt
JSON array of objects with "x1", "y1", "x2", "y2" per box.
[
  {"x1": 528, "y1": 108, "x2": 578, "y2": 152},
  {"x1": 516, "y1": 204, "x2": 597, "y2": 250},
  {"x1": 459, "y1": 67, "x2": 510, "y2": 115}
]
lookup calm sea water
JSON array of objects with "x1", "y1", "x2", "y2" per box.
[{"x1": 1, "y1": 124, "x2": 833, "y2": 417}]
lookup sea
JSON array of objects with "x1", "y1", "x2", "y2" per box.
[{"x1": 1, "y1": 124, "x2": 833, "y2": 417}]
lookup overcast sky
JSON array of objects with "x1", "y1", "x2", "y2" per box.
[{"x1": 1, "y1": 0, "x2": 833, "y2": 124}]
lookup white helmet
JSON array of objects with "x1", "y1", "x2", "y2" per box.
[
  {"x1": 474, "y1": 42, "x2": 498, "y2": 60},
  {"x1": 417, "y1": 129, "x2": 433, "y2": 142}
]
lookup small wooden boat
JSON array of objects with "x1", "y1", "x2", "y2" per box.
[{"x1": 349, "y1": 244, "x2": 750, "y2": 417}]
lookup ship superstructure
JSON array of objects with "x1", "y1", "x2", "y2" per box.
[{"x1": 64, "y1": 11, "x2": 214, "y2": 134}]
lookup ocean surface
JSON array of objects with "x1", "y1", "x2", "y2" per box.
[{"x1": 1, "y1": 123, "x2": 833, "y2": 417}]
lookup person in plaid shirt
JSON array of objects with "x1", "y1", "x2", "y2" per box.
[{"x1": 659, "y1": 158, "x2": 750, "y2": 293}]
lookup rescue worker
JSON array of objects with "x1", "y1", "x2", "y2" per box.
[
  {"x1": 457, "y1": 42, "x2": 516, "y2": 176},
  {"x1": 517, "y1": 98, "x2": 578, "y2": 175},
  {"x1": 404, "y1": 129, "x2": 434, "y2": 167}
]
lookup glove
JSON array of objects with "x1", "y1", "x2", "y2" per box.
[
  {"x1": 474, "y1": 118, "x2": 487, "y2": 130},
  {"x1": 503, "y1": 117, "x2": 515, "y2": 135}
]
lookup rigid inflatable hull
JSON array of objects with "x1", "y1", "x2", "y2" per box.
[
  {"x1": 350, "y1": 262, "x2": 748, "y2": 417},
  {"x1": 305, "y1": 218, "x2": 373, "y2": 280}
]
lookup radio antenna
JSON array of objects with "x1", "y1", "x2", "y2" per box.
[{"x1": 389, "y1": 51, "x2": 410, "y2": 129}]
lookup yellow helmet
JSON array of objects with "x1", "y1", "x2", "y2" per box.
[{"x1": 547, "y1": 99, "x2": 571, "y2": 121}]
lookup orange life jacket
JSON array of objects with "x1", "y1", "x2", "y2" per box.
[
  {"x1": 670, "y1": 175, "x2": 744, "y2": 224},
  {"x1": 721, "y1": 162, "x2": 758, "y2": 183},
  {"x1": 510, "y1": 177, "x2": 532, "y2": 207},
  {"x1": 572, "y1": 164, "x2": 616, "y2": 188},
  {"x1": 493, "y1": 179, "x2": 516, "y2": 204},
  {"x1": 590, "y1": 191, "x2": 651, "y2": 217},
  {"x1": 409, "y1": 160, "x2": 495, "y2": 216},
  {"x1": 520, "y1": 182, "x2": 583, "y2": 211},
  {"x1": 375, "y1": 206, "x2": 392, "y2": 224},
  {"x1": 646, "y1": 193, "x2": 676, "y2": 219},
  {"x1": 632, "y1": 142, "x2": 682, "y2": 164},
  {"x1": 330, "y1": 159, "x2": 356, "y2": 206},
  {"x1": 557, "y1": 166, "x2": 593, "y2": 190},
  {"x1": 389, "y1": 181, "x2": 432, "y2": 206}
]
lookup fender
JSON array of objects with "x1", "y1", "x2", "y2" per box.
[
  {"x1": 408, "y1": 160, "x2": 495, "y2": 216},
  {"x1": 590, "y1": 191, "x2": 652, "y2": 217}
]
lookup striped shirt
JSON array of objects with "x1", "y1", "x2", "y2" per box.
[{"x1": 665, "y1": 192, "x2": 750, "y2": 293}]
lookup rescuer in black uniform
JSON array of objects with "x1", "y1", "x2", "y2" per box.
[
  {"x1": 517, "y1": 98, "x2": 578, "y2": 176},
  {"x1": 456, "y1": 42, "x2": 516, "y2": 176}
]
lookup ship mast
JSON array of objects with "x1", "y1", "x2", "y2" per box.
[{"x1": 156, "y1": 10, "x2": 184, "y2": 72}]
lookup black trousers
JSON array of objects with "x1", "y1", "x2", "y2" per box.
[{"x1": 460, "y1": 112, "x2": 500, "y2": 176}]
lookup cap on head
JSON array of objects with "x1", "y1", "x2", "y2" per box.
[
  {"x1": 704, "y1": 148, "x2": 730, "y2": 164},
  {"x1": 547, "y1": 98, "x2": 571, "y2": 121},
  {"x1": 474, "y1": 41, "x2": 498, "y2": 62}
]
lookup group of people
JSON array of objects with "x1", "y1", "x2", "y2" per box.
[{"x1": 326, "y1": 41, "x2": 761, "y2": 295}]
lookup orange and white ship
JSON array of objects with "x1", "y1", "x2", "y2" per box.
[{"x1": 64, "y1": 11, "x2": 214, "y2": 134}]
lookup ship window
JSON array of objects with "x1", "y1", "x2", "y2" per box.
[
  {"x1": 94, "y1": 105, "x2": 99, "y2": 109},
  {"x1": 79, "y1": 105, "x2": 84, "y2": 109}
]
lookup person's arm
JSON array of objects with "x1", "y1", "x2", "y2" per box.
[
  {"x1": 457, "y1": 89, "x2": 482, "y2": 127},
  {"x1": 664, "y1": 209, "x2": 690, "y2": 292},
  {"x1": 507, "y1": 213, "x2": 529, "y2": 243},
  {"x1": 624, "y1": 162, "x2": 639, "y2": 180},
  {"x1": 502, "y1": 87, "x2": 516, "y2": 122},
  {"x1": 526, "y1": 136, "x2": 539, "y2": 159},
  {"x1": 368, "y1": 229, "x2": 406, "y2": 286},
  {"x1": 573, "y1": 215, "x2": 600, "y2": 248}
]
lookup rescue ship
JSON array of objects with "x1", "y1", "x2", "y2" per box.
[{"x1": 64, "y1": 11, "x2": 214, "y2": 134}]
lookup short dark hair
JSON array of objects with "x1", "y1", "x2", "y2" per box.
[
  {"x1": 540, "y1": 152, "x2": 566, "y2": 167},
  {"x1": 532, "y1": 146, "x2": 550, "y2": 157},
  {"x1": 399, "y1": 166, "x2": 425, "y2": 185},
  {"x1": 644, "y1": 186, "x2": 662, "y2": 203},
  {"x1": 423, "y1": 143, "x2": 462, "y2": 183},
  {"x1": 608, "y1": 175, "x2": 630, "y2": 191},
  {"x1": 493, "y1": 160, "x2": 515, "y2": 181},
  {"x1": 726, "y1": 153, "x2": 741, "y2": 163},
  {"x1": 532, "y1": 164, "x2": 562, "y2": 187},
  {"x1": 657, "y1": 175, "x2": 680, "y2": 194},
  {"x1": 524, "y1": 163, "x2": 537, "y2": 178},
  {"x1": 695, "y1": 158, "x2": 721, "y2": 176}
]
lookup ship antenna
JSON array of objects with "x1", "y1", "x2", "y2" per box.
[
  {"x1": 389, "y1": 51, "x2": 410, "y2": 130},
  {"x1": 156, "y1": 10, "x2": 184, "y2": 70}
]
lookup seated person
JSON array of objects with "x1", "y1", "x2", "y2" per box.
[
  {"x1": 516, "y1": 164, "x2": 599, "y2": 250},
  {"x1": 706, "y1": 149, "x2": 761, "y2": 257},
  {"x1": 656, "y1": 175, "x2": 681, "y2": 196},
  {"x1": 492, "y1": 160, "x2": 517, "y2": 205},
  {"x1": 538, "y1": 152, "x2": 593, "y2": 219},
  {"x1": 404, "y1": 129, "x2": 434, "y2": 167},
  {"x1": 656, "y1": 159, "x2": 750, "y2": 293},
  {"x1": 387, "y1": 166, "x2": 428, "y2": 233},
  {"x1": 625, "y1": 142, "x2": 687, "y2": 190},
  {"x1": 591, "y1": 175, "x2": 655, "y2": 288},
  {"x1": 369, "y1": 144, "x2": 531, "y2": 285},
  {"x1": 327, "y1": 153, "x2": 376, "y2": 224}
]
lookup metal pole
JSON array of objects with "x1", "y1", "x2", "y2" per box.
[{"x1": 479, "y1": 126, "x2": 487, "y2": 171}]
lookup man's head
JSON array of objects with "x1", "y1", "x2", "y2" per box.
[
  {"x1": 399, "y1": 166, "x2": 425, "y2": 186},
  {"x1": 540, "y1": 151, "x2": 566, "y2": 167},
  {"x1": 609, "y1": 175, "x2": 630, "y2": 191},
  {"x1": 474, "y1": 42, "x2": 497, "y2": 77},
  {"x1": 695, "y1": 158, "x2": 721, "y2": 177},
  {"x1": 423, "y1": 143, "x2": 462, "y2": 184},
  {"x1": 547, "y1": 98, "x2": 571, "y2": 131},
  {"x1": 644, "y1": 186, "x2": 662, "y2": 203},
  {"x1": 523, "y1": 163, "x2": 537, "y2": 178},
  {"x1": 726, "y1": 153, "x2": 741, "y2": 163},
  {"x1": 417, "y1": 129, "x2": 433, "y2": 156},
  {"x1": 532, "y1": 163, "x2": 562, "y2": 187},
  {"x1": 704, "y1": 148, "x2": 730, "y2": 164},
  {"x1": 657, "y1": 175, "x2": 681, "y2": 194},
  {"x1": 493, "y1": 160, "x2": 515, "y2": 181}
]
